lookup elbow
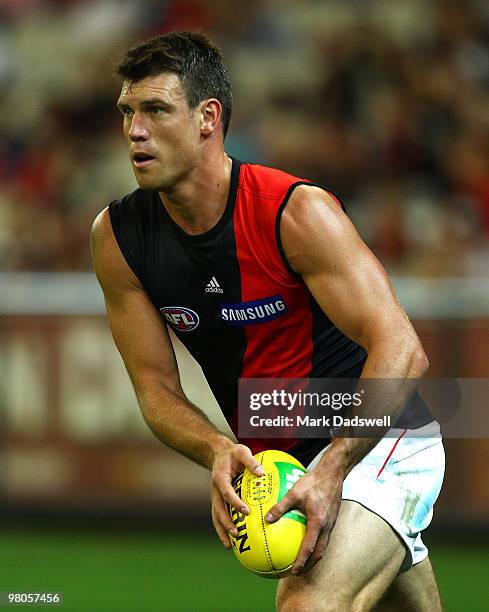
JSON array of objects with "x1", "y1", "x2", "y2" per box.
[{"x1": 411, "y1": 342, "x2": 429, "y2": 377}]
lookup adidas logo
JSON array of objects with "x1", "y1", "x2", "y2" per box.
[{"x1": 205, "y1": 276, "x2": 224, "y2": 293}]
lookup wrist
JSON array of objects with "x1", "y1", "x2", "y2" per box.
[
  {"x1": 316, "y1": 439, "x2": 350, "y2": 478},
  {"x1": 317, "y1": 438, "x2": 357, "y2": 478},
  {"x1": 319, "y1": 437, "x2": 377, "y2": 477},
  {"x1": 205, "y1": 433, "x2": 236, "y2": 470}
]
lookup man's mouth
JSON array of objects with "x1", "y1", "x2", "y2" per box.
[{"x1": 133, "y1": 153, "x2": 156, "y2": 168}]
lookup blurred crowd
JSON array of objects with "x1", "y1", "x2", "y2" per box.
[{"x1": 0, "y1": 0, "x2": 488, "y2": 276}]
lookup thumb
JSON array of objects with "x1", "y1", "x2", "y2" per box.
[
  {"x1": 248, "y1": 459, "x2": 264, "y2": 476},
  {"x1": 265, "y1": 494, "x2": 293, "y2": 523},
  {"x1": 236, "y1": 445, "x2": 264, "y2": 476}
]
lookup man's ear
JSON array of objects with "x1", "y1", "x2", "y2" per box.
[{"x1": 200, "y1": 98, "x2": 222, "y2": 136}]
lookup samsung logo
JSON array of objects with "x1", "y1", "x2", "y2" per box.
[{"x1": 220, "y1": 295, "x2": 287, "y2": 326}]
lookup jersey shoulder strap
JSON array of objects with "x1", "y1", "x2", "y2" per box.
[
  {"x1": 108, "y1": 188, "x2": 158, "y2": 285},
  {"x1": 238, "y1": 162, "x2": 346, "y2": 276},
  {"x1": 238, "y1": 162, "x2": 307, "y2": 196},
  {"x1": 237, "y1": 163, "x2": 320, "y2": 280}
]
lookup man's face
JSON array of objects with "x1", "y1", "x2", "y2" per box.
[{"x1": 117, "y1": 73, "x2": 202, "y2": 191}]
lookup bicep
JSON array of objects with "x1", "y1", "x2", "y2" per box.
[
  {"x1": 281, "y1": 187, "x2": 415, "y2": 351},
  {"x1": 91, "y1": 208, "x2": 182, "y2": 394}
]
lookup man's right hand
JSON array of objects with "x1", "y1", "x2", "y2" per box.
[{"x1": 210, "y1": 444, "x2": 264, "y2": 548}]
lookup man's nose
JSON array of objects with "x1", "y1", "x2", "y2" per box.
[{"x1": 128, "y1": 114, "x2": 149, "y2": 141}]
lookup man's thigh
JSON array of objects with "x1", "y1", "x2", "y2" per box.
[
  {"x1": 276, "y1": 500, "x2": 406, "y2": 612},
  {"x1": 373, "y1": 557, "x2": 442, "y2": 612}
]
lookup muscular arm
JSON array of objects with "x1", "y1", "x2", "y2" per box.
[
  {"x1": 91, "y1": 209, "x2": 263, "y2": 545},
  {"x1": 281, "y1": 186, "x2": 428, "y2": 469},
  {"x1": 91, "y1": 208, "x2": 233, "y2": 469},
  {"x1": 267, "y1": 185, "x2": 428, "y2": 574}
]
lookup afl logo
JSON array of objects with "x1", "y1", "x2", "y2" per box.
[{"x1": 160, "y1": 306, "x2": 200, "y2": 332}]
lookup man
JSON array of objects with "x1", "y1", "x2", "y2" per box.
[{"x1": 91, "y1": 31, "x2": 445, "y2": 611}]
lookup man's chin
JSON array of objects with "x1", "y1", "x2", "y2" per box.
[
  {"x1": 133, "y1": 172, "x2": 164, "y2": 191},
  {"x1": 136, "y1": 181, "x2": 160, "y2": 191},
  {"x1": 133, "y1": 164, "x2": 188, "y2": 192}
]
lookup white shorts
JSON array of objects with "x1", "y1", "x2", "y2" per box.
[{"x1": 307, "y1": 421, "x2": 445, "y2": 570}]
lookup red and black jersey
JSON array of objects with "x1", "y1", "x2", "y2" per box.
[{"x1": 109, "y1": 159, "x2": 429, "y2": 466}]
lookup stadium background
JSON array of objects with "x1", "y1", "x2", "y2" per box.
[{"x1": 0, "y1": 0, "x2": 488, "y2": 610}]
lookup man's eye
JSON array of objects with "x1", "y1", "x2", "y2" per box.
[
  {"x1": 121, "y1": 108, "x2": 133, "y2": 117},
  {"x1": 149, "y1": 107, "x2": 163, "y2": 115}
]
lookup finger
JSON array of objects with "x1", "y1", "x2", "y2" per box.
[
  {"x1": 212, "y1": 485, "x2": 240, "y2": 537},
  {"x1": 234, "y1": 445, "x2": 264, "y2": 476},
  {"x1": 212, "y1": 509, "x2": 233, "y2": 549},
  {"x1": 291, "y1": 519, "x2": 322, "y2": 575},
  {"x1": 220, "y1": 482, "x2": 250, "y2": 515},
  {"x1": 265, "y1": 492, "x2": 295, "y2": 523},
  {"x1": 300, "y1": 527, "x2": 331, "y2": 574},
  {"x1": 213, "y1": 475, "x2": 250, "y2": 516},
  {"x1": 245, "y1": 456, "x2": 264, "y2": 476}
]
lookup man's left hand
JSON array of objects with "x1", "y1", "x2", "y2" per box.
[{"x1": 264, "y1": 459, "x2": 345, "y2": 575}]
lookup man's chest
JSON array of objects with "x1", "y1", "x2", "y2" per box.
[{"x1": 145, "y1": 231, "x2": 291, "y2": 336}]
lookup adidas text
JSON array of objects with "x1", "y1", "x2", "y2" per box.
[{"x1": 205, "y1": 276, "x2": 223, "y2": 293}]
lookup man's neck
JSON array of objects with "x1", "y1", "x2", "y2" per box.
[{"x1": 159, "y1": 151, "x2": 233, "y2": 235}]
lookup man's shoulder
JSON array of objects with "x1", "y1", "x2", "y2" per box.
[{"x1": 239, "y1": 160, "x2": 308, "y2": 200}]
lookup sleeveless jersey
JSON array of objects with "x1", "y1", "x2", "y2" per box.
[{"x1": 109, "y1": 159, "x2": 431, "y2": 466}]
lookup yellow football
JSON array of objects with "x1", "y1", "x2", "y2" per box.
[{"x1": 228, "y1": 449, "x2": 307, "y2": 579}]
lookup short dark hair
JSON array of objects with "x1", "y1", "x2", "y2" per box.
[{"x1": 115, "y1": 31, "x2": 232, "y2": 137}]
